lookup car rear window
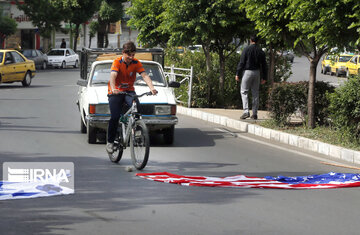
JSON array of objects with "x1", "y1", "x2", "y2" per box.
[
  {"x1": 339, "y1": 56, "x2": 352, "y2": 62},
  {"x1": 0, "y1": 52, "x2": 3, "y2": 63},
  {"x1": 48, "y1": 50, "x2": 65, "y2": 56}
]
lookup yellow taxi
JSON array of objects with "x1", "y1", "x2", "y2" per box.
[
  {"x1": 330, "y1": 54, "x2": 353, "y2": 77},
  {"x1": 0, "y1": 49, "x2": 36, "y2": 86},
  {"x1": 321, "y1": 54, "x2": 334, "y2": 74},
  {"x1": 345, "y1": 55, "x2": 360, "y2": 77}
]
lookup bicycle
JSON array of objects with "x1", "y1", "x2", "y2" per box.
[{"x1": 107, "y1": 91, "x2": 152, "y2": 170}]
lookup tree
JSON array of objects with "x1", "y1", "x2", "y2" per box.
[
  {"x1": 51, "y1": 0, "x2": 101, "y2": 51},
  {"x1": 243, "y1": 0, "x2": 296, "y2": 85},
  {"x1": 0, "y1": 12, "x2": 17, "y2": 49},
  {"x1": 16, "y1": 0, "x2": 67, "y2": 51},
  {"x1": 285, "y1": 0, "x2": 356, "y2": 128},
  {"x1": 97, "y1": 0, "x2": 125, "y2": 48},
  {"x1": 88, "y1": 21, "x2": 99, "y2": 48},
  {"x1": 161, "y1": 0, "x2": 253, "y2": 106},
  {"x1": 127, "y1": 0, "x2": 169, "y2": 48}
]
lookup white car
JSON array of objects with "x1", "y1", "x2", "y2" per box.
[
  {"x1": 47, "y1": 48, "x2": 79, "y2": 68},
  {"x1": 76, "y1": 60, "x2": 180, "y2": 144}
]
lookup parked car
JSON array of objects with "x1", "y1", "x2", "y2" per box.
[
  {"x1": 76, "y1": 59, "x2": 180, "y2": 144},
  {"x1": 47, "y1": 48, "x2": 79, "y2": 68},
  {"x1": 0, "y1": 49, "x2": 36, "y2": 86},
  {"x1": 330, "y1": 54, "x2": 353, "y2": 77},
  {"x1": 345, "y1": 55, "x2": 360, "y2": 77},
  {"x1": 22, "y1": 49, "x2": 48, "y2": 70},
  {"x1": 321, "y1": 54, "x2": 334, "y2": 74}
]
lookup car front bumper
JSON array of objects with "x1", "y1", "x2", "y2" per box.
[{"x1": 86, "y1": 115, "x2": 178, "y2": 131}]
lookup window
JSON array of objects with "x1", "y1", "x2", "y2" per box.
[
  {"x1": 0, "y1": 52, "x2": 4, "y2": 63},
  {"x1": 48, "y1": 50, "x2": 65, "y2": 56},
  {"x1": 5, "y1": 52, "x2": 13, "y2": 64},
  {"x1": 11, "y1": 52, "x2": 25, "y2": 63}
]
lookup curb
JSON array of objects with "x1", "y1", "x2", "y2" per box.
[{"x1": 177, "y1": 106, "x2": 360, "y2": 165}]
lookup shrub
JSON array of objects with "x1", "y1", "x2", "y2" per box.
[
  {"x1": 328, "y1": 77, "x2": 360, "y2": 143},
  {"x1": 268, "y1": 82, "x2": 306, "y2": 126},
  {"x1": 268, "y1": 81, "x2": 334, "y2": 126}
]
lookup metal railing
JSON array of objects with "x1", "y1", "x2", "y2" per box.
[{"x1": 164, "y1": 65, "x2": 193, "y2": 108}]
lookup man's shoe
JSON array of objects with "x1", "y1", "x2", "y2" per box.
[
  {"x1": 251, "y1": 114, "x2": 258, "y2": 120},
  {"x1": 240, "y1": 113, "x2": 250, "y2": 119},
  {"x1": 106, "y1": 143, "x2": 114, "y2": 153}
]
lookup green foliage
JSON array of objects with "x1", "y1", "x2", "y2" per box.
[
  {"x1": 0, "y1": 14, "x2": 17, "y2": 38},
  {"x1": 268, "y1": 82, "x2": 307, "y2": 126},
  {"x1": 127, "y1": 0, "x2": 169, "y2": 47},
  {"x1": 328, "y1": 77, "x2": 360, "y2": 143},
  {"x1": 16, "y1": 0, "x2": 67, "y2": 38},
  {"x1": 98, "y1": 0, "x2": 123, "y2": 22},
  {"x1": 301, "y1": 81, "x2": 335, "y2": 126},
  {"x1": 268, "y1": 81, "x2": 334, "y2": 126}
]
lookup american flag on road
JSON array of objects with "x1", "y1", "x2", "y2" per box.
[{"x1": 136, "y1": 172, "x2": 360, "y2": 189}]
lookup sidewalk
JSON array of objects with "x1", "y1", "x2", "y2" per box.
[{"x1": 177, "y1": 106, "x2": 360, "y2": 166}]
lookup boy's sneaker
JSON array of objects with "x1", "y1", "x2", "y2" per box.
[
  {"x1": 251, "y1": 114, "x2": 258, "y2": 120},
  {"x1": 240, "y1": 113, "x2": 250, "y2": 119},
  {"x1": 106, "y1": 143, "x2": 114, "y2": 153}
]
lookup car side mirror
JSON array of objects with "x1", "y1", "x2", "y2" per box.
[
  {"x1": 168, "y1": 81, "x2": 180, "y2": 88},
  {"x1": 77, "y1": 79, "x2": 87, "y2": 86}
]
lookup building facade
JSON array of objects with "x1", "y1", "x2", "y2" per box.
[{"x1": 0, "y1": 1, "x2": 139, "y2": 51}]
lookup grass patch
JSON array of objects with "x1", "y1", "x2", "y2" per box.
[{"x1": 260, "y1": 119, "x2": 360, "y2": 151}]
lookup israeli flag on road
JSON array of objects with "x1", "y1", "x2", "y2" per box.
[{"x1": 0, "y1": 181, "x2": 74, "y2": 200}]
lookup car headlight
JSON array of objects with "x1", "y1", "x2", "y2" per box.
[
  {"x1": 155, "y1": 105, "x2": 171, "y2": 115},
  {"x1": 89, "y1": 104, "x2": 110, "y2": 115}
]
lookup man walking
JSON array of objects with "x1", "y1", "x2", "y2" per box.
[{"x1": 235, "y1": 35, "x2": 267, "y2": 120}]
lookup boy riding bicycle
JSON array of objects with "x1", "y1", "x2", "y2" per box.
[{"x1": 106, "y1": 41, "x2": 158, "y2": 154}]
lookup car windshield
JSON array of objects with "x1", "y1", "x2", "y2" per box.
[
  {"x1": 48, "y1": 50, "x2": 65, "y2": 56},
  {"x1": 90, "y1": 62, "x2": 166, "y2": 86},
  {"x1": 0, "y1": 52, "x2": 3, "y2": 63},
  {"x1": 22, "y1": 50, "x2": 32, "y2": 57},
  {"x1": 339, "y1": 56, "x2": 352, "y2": 62}
]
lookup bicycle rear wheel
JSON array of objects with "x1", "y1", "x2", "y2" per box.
[
  {"x1": 108, "y1": 135, "x2": 124, "y2": 163},
  {"x1": 130, "y1": 120, "x2": 150, "y2": 170}
]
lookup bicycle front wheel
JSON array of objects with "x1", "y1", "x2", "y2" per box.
[{"x1": 130, "y1": 120, "x2": 150, "y2": 170}]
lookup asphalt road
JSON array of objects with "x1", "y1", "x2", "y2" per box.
[
  {"x1": 1, "y1": 68, "x2": 360, "y2": 235},
  {"x1": 289, "y1": 55, "x2": 348, "y2": 87}
]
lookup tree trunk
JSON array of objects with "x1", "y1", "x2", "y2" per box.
[
  {"x1": 307, "y1": 59, "x2": 317, "y2": 128},
  {"x1": 73, "y1": 24, "x2": 80, "y2": 51},
  {"x1": 202, "y1": 43, "x2": 212, "y2": 105},
  {"x1": 268, "y1": 46, "x2": 275, "y2": 85},
  {"x1": 218, "y1": 49, "x2": 226, "y2": 106},
  {"x1": 42, "y1": 37, "x2": 50, "y2": 53}
]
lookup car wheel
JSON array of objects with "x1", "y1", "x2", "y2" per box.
[
  {"x1": 87, "y1": 121, "x2": 97, "y2": 144},
  {"x1": 61, "y1": 61, "x2": 66, "y2": 69},
  {"x1": 21, "y1": 72, "x2": 32, "y2": 87},
  {"x1": 73, "y1": 60, "x2": 78, "y2": 68},
  {"x1": 80, "y1": 117, "x2": 86, "y2": 134},
  {"x1": 163, "y1": 126, "x2": 175, "y2": 145},
  {"x1": 42, "y1": 61, "x2": 47, "y2": 70}
]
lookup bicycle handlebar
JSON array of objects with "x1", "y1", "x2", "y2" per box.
[{"x1": 108, "y1": 91, "x2": 153, "y2": 98}]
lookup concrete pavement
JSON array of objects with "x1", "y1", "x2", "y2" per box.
[{"x1": 177, "y1": 106, "x2": 360, "y2": 166}]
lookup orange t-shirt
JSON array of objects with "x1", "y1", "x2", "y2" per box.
[{"x1": 108, "y1": 56, "x2": 145, "y2": 94}]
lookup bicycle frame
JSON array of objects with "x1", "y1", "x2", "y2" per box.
[{"x1": 118, "y1": 100, "x2": 138, "y2": 148}]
